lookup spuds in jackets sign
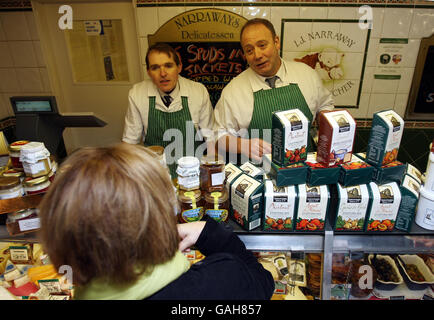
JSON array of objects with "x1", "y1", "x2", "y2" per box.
[{"x1": 148, "y1": 9, "x2": 248, "y2": 107}]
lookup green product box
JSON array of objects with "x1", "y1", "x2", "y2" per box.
[
  {"x1": 338, "y1": 154, "x2": 374, "y2": 187},
  {"x1": 263, "y1": 154, "x2": 307, "y2": 187},
  {"x1": 366, "y1": 110, "x2": 404, "y2": 167},
  {"x1": 240, "y1": 161, "x2": 265, "y2": 181},
  {"x1": 403, "y1": 163, "x2": 423, "y2": 185},
  {"x1": 395, "y1": 175, "x2": 420, "y2": 232},
  {"x1": 329, "y1": 183, "x2": 372, "y2": 232},
  {"x1": 372, "y1": 160, "x2": 406, "y2": 184},
  {"x1": 262, "y1": 180, "x2": 298, "y2": 232},
  {"x1": 271, "y1": 109, "x2": 310, "y2": 167},
  {"x1": 224, "y1": 163, "x2": 244, "y2": 211},
  {"x1": 365, "y1": 182, "x2": 401, "y2": 232},
  {"x1": 230, "y1": 173, "x2": 264, "y2": 231},
  {"x1": 305, "y1": 152, "x2": 340, "y2": 186}
]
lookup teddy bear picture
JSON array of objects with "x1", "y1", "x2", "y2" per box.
[{"x1": 294, "y1": 47, "x2": 345, "y2": 81}]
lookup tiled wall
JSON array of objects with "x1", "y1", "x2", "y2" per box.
[
  {"x1": 135, "y1": 1, "x2": 434, "y2": 124},
  {"x1": 0, "y1": 8, "x2": 52, "y2": 120}
]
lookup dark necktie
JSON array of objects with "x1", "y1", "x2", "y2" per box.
[
  {"x1": 162, "y1": 95, "x2": 172, "y2": 107},
  {"x1": 265, "y1": 76, "x2": 278, "y2": 89}
]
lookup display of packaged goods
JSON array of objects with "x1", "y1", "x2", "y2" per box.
[
  {"x1": 395, "y1": 175, "x2": 420, "y2": 232},
  {"x1": 262, "y1": 180, "x2": 297, "y2": 232},
  {"x1": 295, "y1": 184, "x2": 329, "y2": 231},
  {"x1": 371, "y1": 160, "x2": 406, "y2": 185},
  {"x1": 224, "y1": 163, "x2": 243, "y2": 211},
  {"x1": 338, "y1": 154, "x2": 374, "y2": 187},
  {"x1": 230, "y1": 173, "x2": 263, "y2": 231},
  {"x1": 19, "y1": 142, "x2": 52, "y2": 178},
  {"x1": 305, "y1": 152, "x2": 340, "y2": 186},
  {"x1": 263, "y1": 154, "x2": 307, "y2": 187},
  {"x1": 395, "y1": 255, "x2": 434, "y2": 290},
  {"x1": 365, "y1": 182, "x2": 401, "y2": 232},
  {"x1": 316, "y1": 110, "x2": 356, "y2": 167},
  {"x1": 415, "y1": 186, "x2": 434, "y2": 231},
  {"x1": 403, "y1": 163, "x2": 423, "y2": 185},
  {"x1": 368, "y1": 254, "x2": 403, "y2": 290},
  {"x1": 366, "y1": 110, "x2": 404, "y2": 167},
  {"x1": 240, "y1": 161, "x2": 265, "y2": 181},
  {"x1": 331, "y1": 183, "x2": 371, "y2": 232},
  {"x1": 271, "y1": 109, "x2": 310, "y2": 167}
]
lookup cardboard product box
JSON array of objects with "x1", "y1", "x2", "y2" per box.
[
  {"x1": 262, "y1": 180, "x2": 298, "y2": 232},
  {"x1": 366, "y1": 110, "x2": 404, "y2": 167},
  {"x1": 230, "y1": 173, "x2": 264, "y2": 231},
  {"x1": 330, "y1": 183, "x2": 372, "y2": 232},
  {"x1": 395, "y1": 175, "x2": 420, "y2": 232},
  {"x1": 295, "y1": 184, "x2": 330, "y2": 231},
  {"x1": 271, "y1": 109, "x2": 310, "y2": 167},
  {"x1": 403, "y1": 163, "x2": 423, "y2": 185},
  {"x1": 224, "y1": 163, "x2": 244, "y2": 211},
  {"x1": 372, "y1": 160, "x2": 406, "y2": 185},
  {"x1": 365, "y1": 182, "x2": 401, "y2": 232},
  {"x1": 240, "y1": 161, "x2": 265, "y2": 181},
  {"x1": 305, "y1": 152, "x2": 340, "y2": 186},
  {"x1": 316, "y1": 110, "x2": 356, "y2": 167},
  {"x1": 339, "y1": 154, "x2": 374, "y2": 187}
]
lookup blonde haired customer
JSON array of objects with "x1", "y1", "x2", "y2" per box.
[{"x1": 38, "y1": 143, "x2": 274, "y2": 300}]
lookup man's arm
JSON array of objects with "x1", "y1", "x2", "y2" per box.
[{"x1": 122, "y1": 92, "x2": 145, "y2": 144}]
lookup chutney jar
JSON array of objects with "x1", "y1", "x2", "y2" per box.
[
  {"x1": 8, "y1": 140, "x2": 29, "y2": 169},
  {"x1": 0, "y1": 176, "x2": 24, "y2": 200},
  {"x1": 23, "y1": 175, "x2": 51, "y2": 195},
  {"x1": 178, "y1": 189, "x2": 205, "y2": 223},
  {"x1": 176, "y1": 156, "x2": 200, "y2": 191},
  {"x1": 204, "y1": 189, "x2": 229, "y2": 223}
]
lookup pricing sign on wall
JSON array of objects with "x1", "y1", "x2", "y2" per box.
[{"x1": 148, "y1": 8, "x2": 248, "y2": 107}]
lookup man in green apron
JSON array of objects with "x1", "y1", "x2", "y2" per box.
[
  {"x1": 122, "y1": 43, "x2": 215, "y2": 176},
  {"x1": 214, "y1": 18, "x2": 334, "y2": 164}
]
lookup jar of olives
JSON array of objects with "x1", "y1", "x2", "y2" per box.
[
  {"x1": 200, "y1": 154, "x2": 225, "y2": 193},
  {"x1": 177, "y1": 189, "x2": 204, "y2": 223},
  {"x1": 203, "y1": 189, "x2": 229, "y2": 223}
]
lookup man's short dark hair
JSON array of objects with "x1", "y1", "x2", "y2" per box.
[
  {"x1": 145, "y1": 43, "x2": 181, "y2": 70},
  {"x1": 240, "y1": 18, "x2": 277, "y2": 41}
]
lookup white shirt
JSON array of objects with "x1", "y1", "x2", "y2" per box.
[
  {"x1": 122, "y1": 76, "x2": 215, "y2": 144},
  {"x1": 214, "y1": 59, "x2": 334, "y2": 139}
]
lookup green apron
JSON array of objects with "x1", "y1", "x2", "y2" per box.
[
  {"x1": 240, "y1": 84, "x2": 314, "y2": 165},
  {"x1": 144, "y1": 96, "x2": 200, "y2": 177}
]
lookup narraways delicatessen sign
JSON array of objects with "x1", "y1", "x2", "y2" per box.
[{"x1": 148, "y1": 9, "x2": 248, "y2": 107}]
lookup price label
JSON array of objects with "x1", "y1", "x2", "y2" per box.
[{"x1": 9, "y1": 246, "x2": 29, "y2": 262}]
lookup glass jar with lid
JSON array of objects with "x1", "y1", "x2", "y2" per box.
[
  {"x1": 200, "y1": 154, "x2": 225, "y2": 193},
  {"x1": 177, "y1": 189, "x2": 204, "y2": 223},
  {"x1": 6, "y1": 208, "x2": 40, "y2": 236},
  {"x1": 0, "y1": 176, "x2": 24, "y2": 200},
  {"x1": 8, "y1": 140, "x2": 30, "y2": 169},
  {"x1": 203, "y1": 189, "x2": 229, "y2": 223},
  {"x1": 2, "y1": 168, "x2": 25, "y2": 182},
  {"x1": 23, "y1": 175, "x2": 51, "y2": 195},
  {"x1": 176, "y1": 156, "x2": 200, "y2": 191}
]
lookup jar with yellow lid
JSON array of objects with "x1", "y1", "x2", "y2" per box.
[
  {"x1": 0, "y1": 176, "x2": 24, "y2": 200},
  {"x1": 200, "y1": 154, "x2": 225, "y2": 193},
  {"x1": 177, "y1": 189, "x2": 205, "y2": 223},
  {"x1": 203, "y1": 189, "x2": 229, "y2": 223},
  {"x1": 6, "y1": 208, "x2": 40, "y2": 236},
  {"x1": 23, "y1": 175, "x2": 51, "y2": 195},
  {"x1": 8, "y1": 140, "x2": 29, "y2": 169}
]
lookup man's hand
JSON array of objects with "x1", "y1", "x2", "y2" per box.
[{"x1": 241, "y1": 138, "x2": 272, "y2": 162}]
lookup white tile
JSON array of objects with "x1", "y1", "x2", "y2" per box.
[
  {"x1": 371, "y1": 7, "x2": 385, "y2": 39},
  {"x1": 365, "y1": 37, "x2": 379, "y2": 67},
  {"x1": 342, "y1": 52, "x2": 364, "y2": 80},
  {"x1": 136, "y1": 7, "x2": 159, "y2": 37},
  {"x1": 401, "y1": 39, "x2": 420, "y2": 68},
  {"x1": 39, "y1": 68, "x2": 51, "y2": 92},
  {"x1": 397, "y1": 68, "x2": 415, "y2": 94},
  {"x1": 158, "y1": 6, "x2": 185, "y2": 28},
  {"x1": 368, "y1": 93, "x2": 396, "y2": 116},
  {"x1": 1, "y1": 12, "x2": 31, "y2": 41},
  {"x1": 15, "y1": 68, "x2": 43, "y2": 93},
  {"x1": 371, "y1": 77, "x2": 399, "y2": 94},
  {"x1": 299, "y1": 7, "x2": 328, "y2": 20},
  {"x1": 219, "y1": 7, "x2": 242, "y2": 16},
  {"x1": 332, "y1": 79, "x2": 360, "y2": 107},
  {"x1": 32, "y1": 41, "x2": 45, "y2": 67},
  {"x1": 394, "y1": 93, "x2": 409, "y2": 118},
  {"x1": 24, "y1": 11, "x2": 39, "y2": 40},
  {"x1": 242, "y1": 6, "x2": 271, "y2": 20},
  {"x1": 282, "y1": 51, "x2": 311, "y2": 63},
  {"x1": 0, "y1": 42, "x2": 14, "y2": 68},
  {"x1": 328, "y1": 6, "x2": 357, "y2": 20},
  {"x1": 311, "y1": 22, "x2": 340, "y2": 50},
  {"x1": 0, "y1": 69, "x2": 20, "y2": 92},
  {"x1": 8, "y1": 41, "x2": 38, "y2": 68},
  {"x1": 361, "y1": 67, "x2": 374, "y2": 93},
  {"x1": 270, "y1": 6, "x2": 299, "y2": 39},
  {"x1": 282, "y1": 21, "x2": 312, "y2": 52},
  {"x1": 352, "y1": 93, "x2": 371, "y2": 119},
  {"x1": 410, "y1": 9, "x2": 434, "y2": 39},
  {"x1": 380, "y1": 8, "x2": 413, "y2": 39},
  {"x1": 338, "y1": 22, "x2": 370, "y2": 54}
]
